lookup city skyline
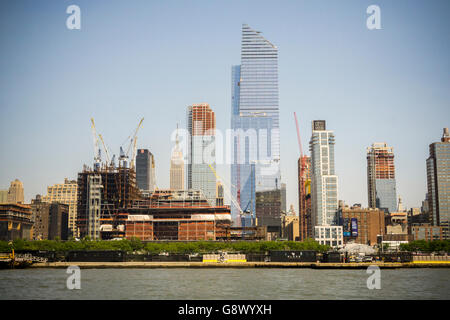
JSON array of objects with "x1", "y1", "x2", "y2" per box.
[{"x1": 1, "y1": 1, "x2": 449, "y2": 213}]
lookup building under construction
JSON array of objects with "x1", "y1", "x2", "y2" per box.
[
  {"x1": 77, "y1": 175, "x2": 232, "y2": 240},
  {"x1": 76, "y1": 164, "x2": 142, "y2": 239},
  {"x1": 78, "y1": 117, "x2": 232, "y2": 241},
  {"x1": 124, "y1": 190, "x2": 231, "y2": 241},
  {"x1": 78, "y1": 175, "x2": 231, "y2": 241}
]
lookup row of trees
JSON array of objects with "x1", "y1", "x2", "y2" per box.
[
  {"x1": 399, "y1": 240, "x2": 450, "y2": 253},
  {"x1": 0, "y1": 238, "x2": 331, "y2": 254}
]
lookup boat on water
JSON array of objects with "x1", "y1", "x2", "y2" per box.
[{"x1": 0, "y1": 249, "x2": 34, "y2": 269}]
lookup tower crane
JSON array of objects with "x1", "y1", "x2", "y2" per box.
[
  {"x1": 90, "y1": 118, "x2": 102, "y2": 170},
  {"x1": 208, "y1": 164, "x2": 245, "y2": 218},
  {"x1": 119, "y1": 117, "x2": 144, "y2": 167},
  {"x1": 98, "y1": 134, "x2": 112, "y2": 166},
  {"x1": 130, "y1": 136, "x2": 138, "y2": 169}
]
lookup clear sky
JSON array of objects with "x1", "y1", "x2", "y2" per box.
[{"x1": 1, "y1": 0, "x2": 449, "y2": 213}]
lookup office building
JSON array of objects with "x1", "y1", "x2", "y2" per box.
[
  {"x1": 339, "y1": 204, "x2": 385, "y2": 246},
  {"x1": 426, "y1": 127, "x2": 450, "y2": 239},
  {"x1": 7, "y1": 179, "x2": 24, "y2": 204},
  {"x1": 187, "y1": 103, "x2": 217, "y2": 206},
  {"x1": 411, "y1": 225, "x2": 446, "y2": 241},
  {"x1": 42, "y1": 178, "x2": 78, "y2": 237},
  {"x1": 367, "y1": 143, "x2": 397, "y2": 213},
  {"x1": 231, "y1": 24, "x2": 281, "y2": 226},
  {"x1": 31, "y1": 195, "x2": 69, "y2": 240},
  {"x1": 136, "y1": 149, "x2": 156, "y2": 193}
]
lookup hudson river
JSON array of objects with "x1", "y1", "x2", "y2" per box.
[{"x1": 1, "y1": 268, "x2": 449, "y2": 299}]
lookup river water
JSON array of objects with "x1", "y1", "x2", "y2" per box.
[{"x1": 0, "y1": 268, "x2": 449, "y2": 300}]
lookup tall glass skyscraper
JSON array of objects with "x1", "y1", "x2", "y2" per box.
[
  {"x1": 231, "y1": 24, "x2": 281, "y2": 225},
  {"x1": 136, "y1": 149, "x2": 156, "y2": 193},
  {"x1": 427, "y1": 128, "x2": 450, "y2": 239}
]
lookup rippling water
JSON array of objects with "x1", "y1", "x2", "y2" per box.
[{"x1": 0, "y1": 268, "x2": 449, "y2": 300}]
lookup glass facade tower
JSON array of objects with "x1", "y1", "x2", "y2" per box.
[
  {"x1": 427, "y1": 128, "x2": 450, "y2": 239},
  {"x1": 231, "y1": 24, "x2": 281, "y2": 225},
  {"x1": 136, "y1": 149, "x2": 156, "y2": 193}
]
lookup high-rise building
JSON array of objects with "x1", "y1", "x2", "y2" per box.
[
  {"x1": 426, "y1": 127, "x2": 450, "y2": 239},
  {"x1": 309, "y1": 120, "x2": 342, "y2": 246},
  {"x1": 42, "y1": 178, "x2": 78, "y2": 237},
  {"x1": 298, "y1": 155, "x2": 312, "y2": 240},
  {"x1": 31, "y1": 195, "x2": 69, "y2": 240},
  {"x1": 231, "y1": 24, "x2": 281, "y2": 226},
  {"x1": 170, "y1": 128, "x2": 185, "y2": 190},
  {"x1": 7, "y1": 179, "x2": 24, "y2": 204},
  {"x1": 310, "y1": 121, "x2": 339, "y2": 226},
  {"x1": 367, "y1": 142, "x2": 397, "y2": 213},
  {"x1": 136, "y1": 149, "x2": 156, "y2": 193},
  {"x1": 187, "y1": 103, "x2": 217, "y2": 206}
]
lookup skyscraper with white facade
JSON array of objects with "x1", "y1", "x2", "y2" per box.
[
  {"x1": 231, "y1": 24, "x2": 281, "y2": 226},
  {"x1": 309, "y1": 120, "x2": 342, "y2": 246}
]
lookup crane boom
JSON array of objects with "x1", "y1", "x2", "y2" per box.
[
  {"x1": 208, "y1": 164, "x2": 243, "y2": 215},
  {"x1": 126, "y1": 117, "x2": 144, "y2": 157},
  {"x1": 131, "y1": 136, "x2": 138, "y2": 169},
  {"x1": 98, "y1": 134, "x2": 111, "y2": 165},
  {"x1": 294, "y1": 112, "x2": 303, "y2": 157},
  {"x1": 90, "y1": 118, "x2": 101, "y2": 167}
]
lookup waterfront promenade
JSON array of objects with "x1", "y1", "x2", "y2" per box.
[{"x1": 28, "y1": 261, "x2": 450, "y2": 269}]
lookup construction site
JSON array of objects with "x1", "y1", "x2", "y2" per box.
[{"x1": 76, "y1": 118, "x2": 235, "y2": 241}]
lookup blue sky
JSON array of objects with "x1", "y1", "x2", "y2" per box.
[{"x1": 1, "y1": 0, "x2": 449, "y2": 213}]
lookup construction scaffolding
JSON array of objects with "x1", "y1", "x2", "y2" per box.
[{"x1": 76, "y1": 164, "x2": 142, "y2": 239}]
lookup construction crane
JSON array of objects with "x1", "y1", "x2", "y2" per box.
[
  {"x1": 208, "y1": 164, "x2": 245, "y2": 218},
  {"x1": 90, "y1": 118, "x2": 102, "y2": 170},
  {"x1": 130, "y1": 136, "x2": 138, "y2": 169},
  {"x1": 98, "y1": 134, "x2": 111, "y2": 166},
  {"x1": 119, "y1": 117, "x2": 144, "y2": 167}
]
